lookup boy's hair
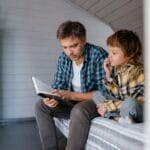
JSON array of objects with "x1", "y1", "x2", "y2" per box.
[
  {"x1": 107, "y1": 29, "x2": 142, "y2": 60},
  {"x1": 56, "y1": 21, "x2": 86, "y2": 39}
]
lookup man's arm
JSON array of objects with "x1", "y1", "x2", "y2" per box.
[
  {"x1": 93, "y1": 50, "x2": 109, "y2": 102},
  {"x1": 52, "y1": 89, "x2": 95, "y2": 101},
  {"x1": 70, "y1": 91, "x2": 95, "y2": 101},
  {"x1": 51, "y1": 53, "x2": 71, "y2": 90}
]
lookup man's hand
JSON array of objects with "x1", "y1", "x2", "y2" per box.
[
  {"x1": 52, "y1": 89, "x2": 72, "y2": 100},
  {"x1": 97, "y1": 102, "x2": 107, "y2": 117},
  {"x1": 43, "y1": 98, "x2": 58, "y2": 108}
]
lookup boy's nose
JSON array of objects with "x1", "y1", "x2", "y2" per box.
[{"x1": 108, "y1": 54, "x2": 112, "y2": 58}]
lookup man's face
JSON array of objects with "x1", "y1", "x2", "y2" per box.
[{"x1": 60, "y1": 36, "x2": 86, "y2": 63}]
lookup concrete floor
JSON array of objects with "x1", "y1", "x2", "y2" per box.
[{"x1": 0, "y1": 120, "x2": 66, "y2": 150}]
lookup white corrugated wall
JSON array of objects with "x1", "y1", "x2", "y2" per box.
[{"x1": 0, "y1": 0, "x2": 113, "y2": 119}]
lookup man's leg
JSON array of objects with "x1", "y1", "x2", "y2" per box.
[
  {"x1": 35, "y1": 100, "x2": 73, "y2": 150},
  {"x1": 66, "y1": 100, "x2": 98, "y2": 150}
]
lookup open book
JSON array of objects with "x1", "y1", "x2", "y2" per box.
[{"x1": 32, "y1": 76, "x2": 63, "y2": 103}]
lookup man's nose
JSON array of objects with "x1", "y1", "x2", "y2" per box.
[{"x1": 68, "y1": 49, "x2": 73, "y2": 55}]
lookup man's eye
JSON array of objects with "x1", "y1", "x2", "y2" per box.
[
  {"x1": 63, "y1": 47, "x2": 67, "y2": 49},
  {"x1": 72, "y1": 44, "x2": 78, "y2": 48}
]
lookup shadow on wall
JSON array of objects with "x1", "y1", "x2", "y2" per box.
[{"x1": 0, "y1": 8, "x2": 5, "y2": 120}]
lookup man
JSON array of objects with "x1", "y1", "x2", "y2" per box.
[{"x1": 35, "y1": 20, "x2": 108, "y2": 150}]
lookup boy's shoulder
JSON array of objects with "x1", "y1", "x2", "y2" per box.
[
  {"x1": 128, "y1": 62, "x2": 144, "y2": 80},
  {"x1": 129, "y1": 62, "x2": 143, "y2": 72}
]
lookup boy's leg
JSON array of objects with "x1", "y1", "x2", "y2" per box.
[
  {"x1": 120, "y1": 98, "x2": 144, "y2": 122},
  {"x1": 66, "y1": 100, "x2": 98, "y2": 150},
  {"x1": 35, "y1": 100, "x2": 73, "y2": 150}
]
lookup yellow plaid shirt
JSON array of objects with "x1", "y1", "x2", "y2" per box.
[{"x1": 103, "y1": 61, "x2": 144, "y2": 112}]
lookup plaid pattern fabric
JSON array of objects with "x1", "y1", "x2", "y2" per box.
[
  {"x1": 52, "y1": 43, "x2": 108, "y2": 95},
  {"x1": 104, "y1": 100, "x2": 122, "y2": 112},
  {"x1": 103, "y1": 61, "x2": 144, "y2": 112}
]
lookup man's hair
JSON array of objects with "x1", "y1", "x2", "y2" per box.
[
  {"x1": 107, "y1": 29, "x2": 142, "y2": 60},
  {"x1": 56, "y1": 21, "x2": 86, "y2": 39}
]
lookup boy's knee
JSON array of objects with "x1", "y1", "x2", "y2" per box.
[
  {"x1": 122, "y1": 98, "x2": 137, "y2": 108},
  {"x1": 120, "y1": 98, "x2": 139, "y2": 118}
]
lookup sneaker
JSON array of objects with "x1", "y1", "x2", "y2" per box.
[{"x1": 118, "y1": 116, "x2": 134, "y2": 124}]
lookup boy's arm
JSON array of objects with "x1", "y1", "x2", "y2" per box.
[
  {"x1": 104, "y1": 100, "x2": 122, "y2": 112},
  {"x1": 104, "y1": 66, "x2": 144, "y2": 112},
  {"x1": 128, "y1": 71, "x2": 144, "y2": 103},
  {"x1": 103, "y1": 77, "x2": 120, "y2": 96}
]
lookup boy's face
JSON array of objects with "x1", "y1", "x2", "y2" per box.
[
  {"x1": 108, "y1": 46, "x2": 129, "y2": 67},
  {"x1": 60, "y1": 36, "x2": 86, "y2": 64}
]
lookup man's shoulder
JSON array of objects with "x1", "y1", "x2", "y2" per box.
[
  {"x1": 85, "y1": 43, "x2": 108, "y2": 57},
  {"x1": 86, "y1": 43, "x2": 107, "y2": 53}
]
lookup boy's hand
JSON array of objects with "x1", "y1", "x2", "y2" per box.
[
  {"x1": 103, "y1": 57, "x2": 112, "y2": 79},
  {"x1": 97, "y1": 102, "x2": 107, "y2": 117},
  {"x1": 43, "y1": 98, "x2": 58, "y2": 108}
]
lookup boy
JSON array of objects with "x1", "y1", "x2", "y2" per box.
[{"x1": 94, "y1": 30, "x2": 144, "y2": 123}]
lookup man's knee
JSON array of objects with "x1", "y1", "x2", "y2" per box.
[
  {"x1": 70, "y1": 102, "x2": 89, "y2": 122},
  {"x1": 35, "y1": 99, "x2": 43, "y2": 113},
  {"x1": 35, "y1": 99, "x2": 51, "y2": 116},
  {"x1": 70, "y1": 101, "x2": 97, "y2": 123}
]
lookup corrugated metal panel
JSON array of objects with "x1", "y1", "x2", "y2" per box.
[
  {"x1": 70, "y1": 0, "x2": 143, "y2": 41},
  {"x1": 0, "y1": 0, "x2": 113, "y2": 119}
]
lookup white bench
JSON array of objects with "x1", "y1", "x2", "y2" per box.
[{"x1": 54, "y1": 117, "x2": 144, "y2": 150}]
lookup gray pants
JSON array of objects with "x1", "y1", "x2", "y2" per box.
[
  {"x1": 119, "y1": 98, "x2": 144, "y2": 122},
  {"x1": 104, "y1": 98, "x2": 144, "y2": 122},
  {"x1": 93, "y1": 91, "x2": 144, "y2": 122},
  {"x1": 35, "y1": 100, "x2": 99, "y2": 150}
]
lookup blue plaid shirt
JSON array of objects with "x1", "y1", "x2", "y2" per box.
[{"x1": 52, "y1": 43, "x2": 108, "y2": 97}]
